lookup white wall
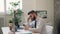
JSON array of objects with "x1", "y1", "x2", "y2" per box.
[
  {"x1": 22, "y1": 0, "x2": 36, "y2": 22},
  {"x1": 36, "y1": 0, "x2": 54, "y2": 25},
  {"x1": 22, "y1": 0, "x2": 54, "y2": 25}
]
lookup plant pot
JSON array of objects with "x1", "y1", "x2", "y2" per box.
[{"x1": 9, "y1": 23, "x2": 13, "y2": 31}]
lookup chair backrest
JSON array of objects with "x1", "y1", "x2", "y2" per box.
[
  {"x1": 1, "y1": 27, "x2": 10, "y2": 34},
  {"x1": 46, "y1": 25, "x2": 53, "y2": 34}
]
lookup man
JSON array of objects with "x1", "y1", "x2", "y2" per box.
[{"x1": 24, "y1": 10, "x2": 47, "y2": 34}]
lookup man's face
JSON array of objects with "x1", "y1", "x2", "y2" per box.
[{"x1": 29, "y1": 13, "x2": 35, "y2": 19}]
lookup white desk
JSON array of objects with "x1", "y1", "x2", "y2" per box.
[
  {"x1": 15, "y1": 29, "x2": 32, "y2": 34},
  {"x1": 1, "y1": 25, "x2": 53, "y2": 34}
]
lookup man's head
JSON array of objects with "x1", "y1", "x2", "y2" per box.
[{"x1": 28, "y1": 10, "x2": 37, "y2": 20}]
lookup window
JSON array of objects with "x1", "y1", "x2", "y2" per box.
[
  {"x1": 0, "y1": 0, "x2": 22, "y2": 14},
  {"x1": 6, "y1": 0, "x2": 22, "y2": 14},
  {"x1": 0, "y1": 0, "x2": 4, "y2": 13}
]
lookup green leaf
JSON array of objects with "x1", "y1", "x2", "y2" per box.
[{"x1": 9, "y1": 1, "x2": 23, "y2": 23}]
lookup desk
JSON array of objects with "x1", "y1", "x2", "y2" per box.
[
  {"x1": 2, "y1": 25, "x2": 53, "y2": 34},
  {"x1": 15, "y1": 29, "x2": 40, "y2": 34},
  {"x1": 15, "y1": 32, "x2": 39, "y2": 34}
]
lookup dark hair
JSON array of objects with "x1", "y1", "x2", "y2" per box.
[{"x1": 28, "y1": 10, "x2": 37, "y2": 15}]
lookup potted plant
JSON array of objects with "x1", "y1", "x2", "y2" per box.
[
  {"x1": 8, "y1": 1, "x2": 23, "y2": 31},
  {"x1": 9, "y1": 20, "x2": 13, "y2": 31}
]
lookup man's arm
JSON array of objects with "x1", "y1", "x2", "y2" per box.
[{"x1": 29, "y1": 18, "x2": 46, "y2": 33}]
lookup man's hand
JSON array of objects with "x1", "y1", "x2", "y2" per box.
[{"x1": 24, "y1": 26, "x2": 29, "y2": 30}]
